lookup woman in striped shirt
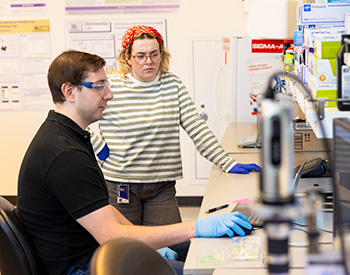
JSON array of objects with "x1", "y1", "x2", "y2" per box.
[{"x1": 90, "y1": 25, "x2": 260, "y2": 226}]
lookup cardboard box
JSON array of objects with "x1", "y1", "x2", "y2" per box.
[
  {"x1": 303, "y1": 27, "x2": 345, "y2": 48},
  {"x1": 328, "y1": 0, "x2": 350, "y2": 2},
  {"x1": 297, "y1": 3, "x2": 350, "y2": 25},
  {"x1": 308, "y1": 54, "x2": 337, "y2": 83},
  {"x1": 294, "y1": 30, "x2": 304, "y2": 46},
  {"x1": 302, "y1": 64, "x2": 309, "y2": 85},
  {"x1": 313, "y1": 34, "x2": 341, "y2": 59},
  {"x1": 300, "y1": 24, "x2": 345, "y2": 30},
  {"x1": 295, "y1": 58, "x2": 303, "y2": 82},
  {"x1": 346, "y1": 12, "x2": 350, "y2": 33},
  {"x1": 307, "y1": 72, "x2": 337, "y2": 107},
  {"x1": 292, "y1": 121, "x2": 332, "y2": 152}
]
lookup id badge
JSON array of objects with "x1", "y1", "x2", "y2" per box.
[{"x1": 117, "y1": 184, "x2": 129, "y2": 204}]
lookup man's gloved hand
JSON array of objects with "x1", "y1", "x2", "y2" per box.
[
  {"x1": 157, "y1": 247, "x2": 178, "y2": 260},
  {"x1": 195, "y1": 212, "x2": 252, "y2": 238},
  {"x1": 229, "y1": 163, "x2": 261, "y2": 174}
]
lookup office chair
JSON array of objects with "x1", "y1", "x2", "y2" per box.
[
  {"x1": 90, "y1": 238, "x2": 177, "y2": 275},
  {"x1": 0, "y1": 196, "x2": 41, "y2": 275}
]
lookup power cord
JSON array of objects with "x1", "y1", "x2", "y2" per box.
[{"x1": 291, "y1": 222, "x2": 333, "y2": 234}]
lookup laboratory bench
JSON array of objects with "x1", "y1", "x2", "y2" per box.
[{"x1": 183, "y1": 122, "x2": 335, "y2": 275}]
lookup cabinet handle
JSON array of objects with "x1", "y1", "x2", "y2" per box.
[{"x1": 200, "y1": 112, "x2": 208, "y2": 121}]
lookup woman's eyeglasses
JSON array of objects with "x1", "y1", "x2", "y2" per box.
[{"x1": 130, "y1": 51, "x2": 161, "y2": 65}]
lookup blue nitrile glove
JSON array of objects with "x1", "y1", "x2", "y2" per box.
[
  {"x1": 157, "y1": 247, "x2": 178, "y2": 260},
  {"x1": 195, "y1": 212, "x2": 252, "y2": 238},
  {"x1": 229, "y1": 163, "x2": 261, "y2": 174},
  {"x1": 97, "y1": 144, "x2": 110, "y2": 161}
]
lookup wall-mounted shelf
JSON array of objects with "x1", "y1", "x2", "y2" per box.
[{"x1": 287, "y1": 77, "x2": 350, "y2": 139}]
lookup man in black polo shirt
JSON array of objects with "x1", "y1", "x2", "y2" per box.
[{"x1": 17, "y1": 50, "x2": 252, "y2": 275}]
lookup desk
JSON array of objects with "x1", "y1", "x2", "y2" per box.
[
  {"x1": 183, "y1": 123, "x2": 334, "y2": 275},
  {"x1": 220, "y1": 122, "x2": 260, "y2": 154},
  {"x1": 184, "y1": 160, "x2": 333, "y2": 274}
]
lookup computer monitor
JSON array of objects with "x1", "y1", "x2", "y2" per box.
[{"x1": 333, "y1": 118, "x2": 350, "y2": 273}]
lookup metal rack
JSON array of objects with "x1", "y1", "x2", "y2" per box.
[{"x1": 287, "y1": 76, "x2": 350, "y2": 139}]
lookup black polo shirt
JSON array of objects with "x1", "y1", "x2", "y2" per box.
[{"x1": 18, "y1": 110, "x2": 109, "y2": 275}]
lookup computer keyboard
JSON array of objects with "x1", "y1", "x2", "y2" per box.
[
  {"x1": 231, "y1": 203, "x2": 264, "y2": 228},
  {"x1": 237, "y1": 135, "x2": 258, "y2": 148}
]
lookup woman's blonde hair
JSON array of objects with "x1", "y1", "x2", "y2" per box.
[{"x1": 116, "y1": 33, "x2": 171, "y2": 78}]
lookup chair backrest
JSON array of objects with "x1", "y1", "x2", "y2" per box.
[
  {"x1": 0, "y1": 196, "x2": 41, "y2": 275},
  {"x1": 90, "y1": 238, "x2": 176, "y2": 275}
]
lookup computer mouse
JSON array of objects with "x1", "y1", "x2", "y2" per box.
[
  {"x1": 233, "y1": 226, "x2": 253, "y2": 237},
  {"x1": 221, "y1": 226, "x2": 253, "y2": 238}
]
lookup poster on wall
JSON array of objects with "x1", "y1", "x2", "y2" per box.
[
  {"x1": 65, "y1": 18, "x2": 167, "y2": 72},
  {"x1": 65, "y1": 0, "x2": 179, "y2": 15},
  {"x1": 0, "y1": 19, "x2": 53, "y2": 111},
  {"x1": 0, "y1": 0, "x2": 47, "y2": 17},
  {"x1": 246, "y1": 55, "x2": 283, "y2": 116}
]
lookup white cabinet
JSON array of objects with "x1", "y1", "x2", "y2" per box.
[{"x1": 192, "y1": 38, "x2": 231, "y2": 179}]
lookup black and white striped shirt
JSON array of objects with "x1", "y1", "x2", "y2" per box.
[{"x1": 90, "y1": 72, "x2": 236, "y2": 183}]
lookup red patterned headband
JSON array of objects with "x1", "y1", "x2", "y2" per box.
[{"x1": 121, "y1": 25, "x2": 164, "y2": 51}]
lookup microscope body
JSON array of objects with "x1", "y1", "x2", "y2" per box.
[
  {"x1": 259, "y1": 98, "x2": 296, "y2": 274},
  {"x1": 260, "y1": 99, "x2": 294, "y2": 205}
]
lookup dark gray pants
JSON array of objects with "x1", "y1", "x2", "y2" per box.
[{"x1": 106, "y1": 180, "x2": 182, "y2": 225}]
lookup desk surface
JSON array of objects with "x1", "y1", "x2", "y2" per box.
[
  {"x1": 198, "y1": 154, "x2": 261, "y2": 221},
  {"x1": 183, "y1": 123, "x2": 334, "y2": 275},
  {"x1": 220, "y1": 122, "x2": 260, "y2": 154},
  {"x1": 184, "y1": 158, "x2": 333, "y2": 274}
]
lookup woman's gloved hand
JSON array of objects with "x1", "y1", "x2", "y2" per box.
[
  {"x1": 195, "y1": 212, "x2": 252, "y2": 238},
  {"x1": 229, "y1": 163, "x2": 261, "y2": 174},
  {"x1": 156, "y1": 247, "x2": 178, "y2": 260}
]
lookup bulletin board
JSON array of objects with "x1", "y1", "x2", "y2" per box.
[{"x1": 65, "y1": 18, "x2": 167, "y2": 71}]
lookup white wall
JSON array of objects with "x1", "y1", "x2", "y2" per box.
[{"x1": 0, "y1": 0, "x2": 248, "y2": 196}]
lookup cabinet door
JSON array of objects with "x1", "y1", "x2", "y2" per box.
[{"x1": 192, "y1": 39, "x2": 231, "y2": 179}]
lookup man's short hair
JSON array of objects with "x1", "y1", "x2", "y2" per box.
[{"x1": 48, "y1": 50, "x2": 106, "y2": 104}]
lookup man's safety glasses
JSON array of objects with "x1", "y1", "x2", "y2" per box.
[{"x1": 79, "y1": 80, "x2": 110, "y2": 91}]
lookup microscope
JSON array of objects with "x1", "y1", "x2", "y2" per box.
[
  {"x1": 259, "y1": 72, "x2": 347, "y2": 274},
  {"x1": 259, "y1": 84, "x2": 297, "y2": 274}
]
